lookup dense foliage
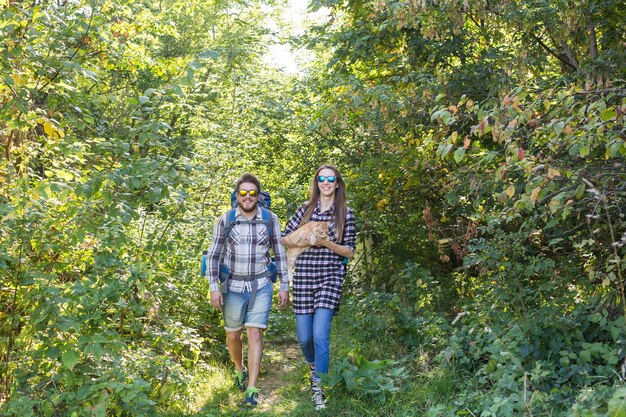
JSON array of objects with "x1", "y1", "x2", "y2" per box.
[
  {"x1": 298, "y1": 0, "x2": 626, "y2": 414},
  {"x1": 1, "y1": 0, "x2": 295, "y2": 414},
  {"x1": 1, "y1": 0, "x2": 625, "y2": 415}
]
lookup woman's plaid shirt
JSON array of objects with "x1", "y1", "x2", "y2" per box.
[{"x1": 282, "y1": 202, "x2": 356, "y2": 314}]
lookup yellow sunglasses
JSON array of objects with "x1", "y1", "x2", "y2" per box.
[{"x1": 238, "y1": 189, "x2": 258, "y2": 197}]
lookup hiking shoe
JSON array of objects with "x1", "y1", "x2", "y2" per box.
[
  {"x1": 242, "y1": 386, "x2": 259, "y2": 407},
  {"x1": 234, "y1": 368, "x2": 248, "y2": 392},
  {"x1": 312, "y1": 387, "x2": 326, "y2": 410},
  {"x1": 308, "y1": 364, "x2": 316, "y2": 389}
]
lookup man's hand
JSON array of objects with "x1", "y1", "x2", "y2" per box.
[
  {"x1": 210, "y1": 290, "x2": 223, "y2": 310},
  {"x1": 277, "y1": 290, "x2": 289, "y2": 309}
]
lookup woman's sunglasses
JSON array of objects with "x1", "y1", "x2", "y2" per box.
[
  {"x1": 317, "y1": 175, "x2": 336, "y2": 183},
  {"x1": 238, "y1": 189, "x2": 258, "y2": 197}
]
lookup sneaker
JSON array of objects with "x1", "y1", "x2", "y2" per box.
[
  {"x1": 233, "y1": 368, "x2": 248, "y2": 392},
  {"x1": 308, "y1": 365, "x2": 316, "y2": 389},
  {"x1": 312, "y1": 387, "x2": 326, "y2": 410},
  {"x1": 242, "y1": 386, "x2": 259, "y2": 407}
]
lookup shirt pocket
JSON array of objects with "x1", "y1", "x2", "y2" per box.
[
  {"x1": 229, "y1": 228, "x2": 242, "y2": 246},
  {"x1": 257, "y1": 226, "x2": 270, "y2": 246}
]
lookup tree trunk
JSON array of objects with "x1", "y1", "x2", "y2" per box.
[
  {"x1": 589, "y1": 23, "x2": 599, "y2": 59},
  {"x1": 561, "y1": 41, "x2": 579, "y2": 70}
]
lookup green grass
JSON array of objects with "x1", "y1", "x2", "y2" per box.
[{"x1": 163, "y1": 295, "x2": 469, "y2": 417}]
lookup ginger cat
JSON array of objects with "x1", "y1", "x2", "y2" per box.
[{"x1": 282, "y1": 222, "x2": 329, "y2": 281}]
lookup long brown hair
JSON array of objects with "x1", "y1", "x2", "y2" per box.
[{"x1": 300, "y1": 164, "x2": 348, "y2": 242}]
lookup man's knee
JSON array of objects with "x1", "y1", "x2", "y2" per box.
[
  {"x1": 246, "y1": 326, "x2": 264, "y2": 342},
  {"x1": 226, "y1": 330, "x2": 243, "y2": 342}
]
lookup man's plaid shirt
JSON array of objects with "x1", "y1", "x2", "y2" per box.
[{"x1": 206, "y1": 207, "x2": 288, "y2": 293}]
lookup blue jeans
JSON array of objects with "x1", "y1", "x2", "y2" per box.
[{"x1": 295, "y1": 308, "x2": 335, "y2": 383}]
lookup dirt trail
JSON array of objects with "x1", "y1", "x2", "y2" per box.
[{"x1": 257, "y1": 341, "x2": 303, "y2": 411}]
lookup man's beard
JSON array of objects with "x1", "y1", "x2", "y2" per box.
[{"x1": 239, "y1": 201, "x2": 258, "y2": 214}]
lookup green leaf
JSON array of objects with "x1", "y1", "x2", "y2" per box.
[
  {"x1": 543, "y1": 99, "x2": 551, "y2": 111},
  {"x1": 445, "y1": 192, "x2": 459, "y2": 205},
  {"x1": 579, "y1": 144, "x2": 590, "y2": 157},
  {"x1": 198, "y1": 50, "x2": 218, "y2": 59},
  {"x1": 609, "y1": 387, "x2": 626, "y2": 417},
  {"x1": 62, "y1": 350, "x2": 80, "y2": 370},
  {"x1": 601, "y1": 108, "x2": 617, "y2": 122},
  {"x1": 436, "y1": 143, "x2": 453, "y2": 159},
  {"x1": 56, "y1": 170, "x2": 74, "y2": 181},
  {"x1": 453, "y1": 147, "x2": 465, "y2": 163},
  {"x1": 607, "y1": 140, "x2": 624, "y2": 158},
  {"x1": 553, "y1": 121, "x2": 565, "y2": 136}
]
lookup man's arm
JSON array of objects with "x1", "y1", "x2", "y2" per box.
[
  {"x1": 271, "y1": 212, "x2": 289, "y2": 290},
  {"x1": 206, "y1": 214, "x2": 226, "y2": 292},
  {"x1": 271, "y1": 212, "x2": 289, "y2": 308}
]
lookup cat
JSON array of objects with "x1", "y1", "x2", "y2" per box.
[{"x1": 282, "y1": 222, "x2": 329, "y2": 281}]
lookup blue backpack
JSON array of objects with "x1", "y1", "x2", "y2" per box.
[{"x1": 201, "y1": 190, "x2": 277, "y2": 282}]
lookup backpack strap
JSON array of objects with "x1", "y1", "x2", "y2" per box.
[
  {"x1": 259, "y1": 207, "x2": 273, "y2": 240},
  {"x1": 223, "y1": 209, "x2": 237, "y2": 240}
]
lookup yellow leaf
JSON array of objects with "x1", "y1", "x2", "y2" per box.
[
  {"x1": 506, "y1": 185, "x2": 515, "y2": 198},
  {"x1": 376, "y1": 198, "x2": 389, "y2": 211},
  {"x1": 547, "y1": 168, "x2": 561, "y2": 178},
  {"x1": 549, "y1": 197, "x2": 561, "y2": 214},
  {"x1": 57, "y1": 170, "x2": 74, "y2": 181},
  {"x1": 44, "y1": 121, "x2": 54, "y2": 136},
  {"x1": 12, "y1": 74, "x2": 24, "y2": 85},
  {"x1": 530, "y1": 186, "x2": 541, "y2": 204},
  {"x1": 463, "y1": 136, "x2": 471, "y2": 150}
]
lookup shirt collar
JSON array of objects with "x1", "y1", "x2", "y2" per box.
[{"x1": 315, "y1": 200, "x2": 334, "y2": 214}]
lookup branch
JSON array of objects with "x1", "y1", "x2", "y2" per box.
[
  {"x1": 529, "y1": 33, "x2": 578, "y2": 71},
  {"x1": 480, "y1": 4, "x2": 580, "y2": 71},
  {"x1": 37, "y1": 2, "x2": 99, "y2": 93}
]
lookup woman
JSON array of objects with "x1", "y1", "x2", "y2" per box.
[{"x1": 281, "y1": 164, "x2": 357, "y2": 410}]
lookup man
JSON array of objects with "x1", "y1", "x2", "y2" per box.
[{"x1": 206, "y1": 173, "x2": 289, "y2": 407}]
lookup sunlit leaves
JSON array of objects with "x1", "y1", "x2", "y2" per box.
[
  {"x1": 1, "y1": 0, "x2": 284, "y2": 414},
  {"x1": 61, "y1": 350, "x2": 80, "y2": 370}
]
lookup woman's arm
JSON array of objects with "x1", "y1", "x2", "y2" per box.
[
  {"x1": 318, "y1": 239, "x2": 355, "y2": 259},
  {"x1": 319, "y1": 206, "x2": 356, "y2": 258}
]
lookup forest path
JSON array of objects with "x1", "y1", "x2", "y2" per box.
[
  {"x1": 256, "y1": 340, "x2": 304, "y2": 412},
  {"x1": 191, "y1": 308, "x2": 325, "y2": 416}
]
